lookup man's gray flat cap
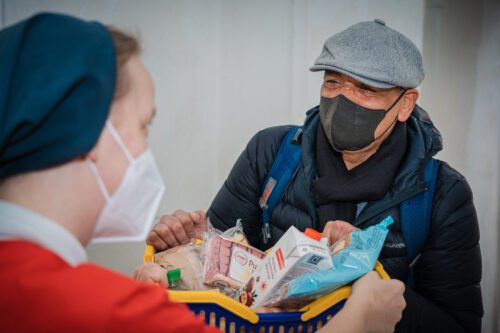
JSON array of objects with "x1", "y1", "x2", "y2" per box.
[{"x1": 310, "y1": 19, "x2": 424, "y2": 88}]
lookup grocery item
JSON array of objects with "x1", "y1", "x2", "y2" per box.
[
  {"x1": 240, "y1": 226, "x2": 333, "y2": 308},
  {"x1": 154, "y1": 242, "x2": 206, "y2": 290},
  {"x1": 220, "y1": 219, "x2": 249, "y2": 245},
  {"x1": 274, "y1": 216, "x2": 393, "y2": 307},
  {"x1": 167, "y1": 268, "x2": 189, "y2": 291},
  {"x1": 203, "y1": 234, "x2": 266, "y2": 290}
]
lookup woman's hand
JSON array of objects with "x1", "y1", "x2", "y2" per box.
[
  {"x1": 348, "y1": 272, "x2": 406, "y2": 333},
  {"x1": 318, "y1": 272, "x2": 405, "y2": 333},
  {"x1": 133, "y1": 263, "x2": 168, "y2": 288}
]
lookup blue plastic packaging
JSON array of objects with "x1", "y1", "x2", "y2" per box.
[{"x1": 282, "y1": 216, "x2": 394, "y2": 302}]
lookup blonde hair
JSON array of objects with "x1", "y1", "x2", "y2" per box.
[{"x1": 106, "y1": 26, "x2": 141, "y2": 98}]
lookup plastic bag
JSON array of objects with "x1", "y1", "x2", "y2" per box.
[
  {"x1": 202, "y1": 219, "x2": 266, "y2": 290},
  {"x1": 154, "y1": 240, "x2": 207, "y2": 290},
  {"x1": 221, "y1": 219, "x2": 249, "y2": 245},
  {"x1": 270, "y1": 216, "x2": 393, "y2": 308}
]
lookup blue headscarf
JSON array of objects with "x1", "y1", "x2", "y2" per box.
[{"x1": 0, "y1": 13, "x2": 116, "y2": 178}]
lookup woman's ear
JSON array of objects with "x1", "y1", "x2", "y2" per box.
[
  {"x1": 397, "y1": 88, "x2": 419, "y2": 122},
  {"x1": 83, "y1": 127, "x2": 107, "y2": 163},
  {"x1": 85, "y1": 146, "x2": 98, "y2": 163}
]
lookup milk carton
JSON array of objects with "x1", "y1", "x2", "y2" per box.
[{"x1": 239, "y1": 226, "x2": 333, "y2": 308}]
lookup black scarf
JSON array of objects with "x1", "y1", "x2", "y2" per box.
[{"x1": 311, "y1": 122, "x2": 407, "y2": 229}]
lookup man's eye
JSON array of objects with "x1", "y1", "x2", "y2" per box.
[
  {"x1": 361, "y1": 87, "x2": 377, "y2": 94},
  {"x1": 326, "y1": 79, "x2": 340, "y2": 86}
]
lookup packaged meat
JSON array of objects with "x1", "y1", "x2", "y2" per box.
[{"x1": 202, "y1": 234, "x2": 266, "y2": 290}]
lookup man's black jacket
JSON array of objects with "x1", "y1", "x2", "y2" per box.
[{"x1": 208, "y1": 106, "x2": 483, "y2": 332}]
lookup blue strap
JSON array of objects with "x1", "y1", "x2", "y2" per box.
[
  {"x1": 259, "y1": 124, "x2": 439, "y2": 288},
  {"x1": 259, "y1": 126, "x2": 303, "y2": 244},
  {"x1": 400, "y1": 158, "x2": 439, "y2": 287}
]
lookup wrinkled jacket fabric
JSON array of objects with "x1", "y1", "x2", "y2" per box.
[{"x1": 208, "y1": 105, "x2": 483, "y2": 332}]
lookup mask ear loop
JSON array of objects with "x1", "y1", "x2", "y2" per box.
[
  {"x1": 106, "y1": 121, "x2": 134, "y2": 163},
  {"x1": 384, "y1": 88, "x2": 408, "y2": 114},
  {"x1": 85, "y1": 122, "x2": 135, "y2": 204},
  {"x1": 374, "y1": 89, "x2": 408, "y2": 141},
  {"x1": 86, "y1": 159, "x2": 111, "y2": 202}
]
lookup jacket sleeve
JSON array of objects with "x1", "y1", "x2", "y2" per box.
[
  {"x1": 396, "y1": 162, "x2": 483, "y2": 333},
  {"x1": 207, "y1": 126, "x2": 290, "y2": 249}
]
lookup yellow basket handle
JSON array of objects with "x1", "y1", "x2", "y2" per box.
[
  {"x1": 143, "y1": 244, "x2": 259, "y2": 323},
  {"x1": 169, "y1": 290, "x2": 260, "y2": 324},
  {"x1": 143, "y1": 244, "x2": 156, "y2": 263},
  {"x1": 299, "y1": 261, "x2": 389, "y2": 322}
]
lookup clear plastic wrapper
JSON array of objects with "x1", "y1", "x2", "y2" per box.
[
  {"x1": 268, "y1": 216, "x2": 394, "y2": 309},
  {"x1": 221, "y1": 219, "x2": 249, "y2": 245},
  {"x1": 202, "y1": 219, "x2": 266, "y2": 290},
  {"x1": 154, "y1": 240, "x2": 207, "y2": 290}
]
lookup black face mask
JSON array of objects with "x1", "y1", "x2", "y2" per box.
[{"x1": 319, "y1": 91, "x2": 406, "y2": 152}]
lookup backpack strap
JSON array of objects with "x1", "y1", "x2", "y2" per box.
[
  {"x1": 259, "y1": 123, "x2": 440, "y2": 282},
  {"x1": 259, "y1": 126, "x2": 303, "y2": 244},
  {"x1": 400, "y1": 158, "x2": 439, "y2": 287}
]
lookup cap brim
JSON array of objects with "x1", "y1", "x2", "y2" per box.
[{"x1": 309, "y1": 64, "x2": 395, "y2": 89}]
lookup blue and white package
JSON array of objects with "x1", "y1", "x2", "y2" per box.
[{"x1": 277, "y1": 216, "x2": 393, "y2": 306}]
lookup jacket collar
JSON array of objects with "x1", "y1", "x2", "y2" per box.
[
  {"x1": 0, "y1": 200, "x2": 87, "y2": 266},
  {"x1": 300, "y1": 104, "x2": 442, "y2": 197}
]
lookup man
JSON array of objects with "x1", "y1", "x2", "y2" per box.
[
  {"x1": 0, "y1": 13, "x2": 405, "y2": 333},
  {"x1": 149, "y1": 20, "x2": 483, "y2": 332}
]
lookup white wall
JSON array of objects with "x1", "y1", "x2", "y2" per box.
[
  {"x1": 419, "y1": 1, "x2": 500, "y2": 332},
  {"x1": 2, "y1": 0, "x2": 498, "y2": 331}
]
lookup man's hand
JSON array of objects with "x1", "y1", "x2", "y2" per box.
[
  {"x1": 348, "y1": 272, "x2": 406, "y2": 333},
  {"x1": 322, "y1": 220, "x2": 358, "y2": 246},
  {"x1": 147, "y1": 209, "x2": 207, "y2": 250},
  {"x1": 133, "y1": 263, "x2": 168, "y2": 288}
]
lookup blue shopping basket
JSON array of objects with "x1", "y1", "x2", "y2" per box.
[{"x1": 144, "y1": 245, "x2": 389, "y2": 333}]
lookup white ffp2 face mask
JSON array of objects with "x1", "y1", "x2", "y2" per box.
[{"x1": 87, "y1": 122, "x2": 165, "y2": 243}]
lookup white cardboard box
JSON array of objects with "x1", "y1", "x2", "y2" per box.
[{"x1": 240, "y1": 226, "x2": 333, "y2": 308}]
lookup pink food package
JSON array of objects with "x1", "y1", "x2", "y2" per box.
[{"x1": 202, "y1": 235, "x2": 266, "y2": 290}]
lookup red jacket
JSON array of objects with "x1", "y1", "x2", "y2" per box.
[{"x1": 0, "y1": 241, "x2": 220, "y2": 333}]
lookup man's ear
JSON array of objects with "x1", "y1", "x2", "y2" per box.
[{"x1": 397, "y1": 88, "x2": 419, "y2": 122}]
